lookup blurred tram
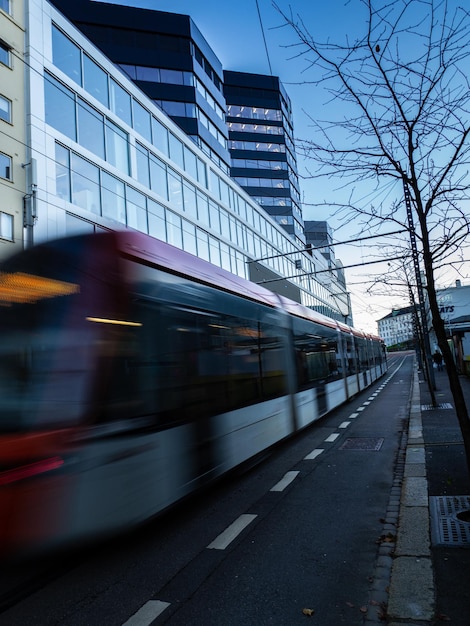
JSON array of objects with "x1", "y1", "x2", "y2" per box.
[{"x1": 0, "y1": 231, "x2": 386, "y2": 558}]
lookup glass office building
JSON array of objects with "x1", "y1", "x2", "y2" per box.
[{"x1": 24, "y1": 0, "x2": 350, "y2": 321}]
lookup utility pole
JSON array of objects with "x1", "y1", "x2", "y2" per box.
[{"x1": 403, "y1": 179, "x2": 437, "y2": 403}]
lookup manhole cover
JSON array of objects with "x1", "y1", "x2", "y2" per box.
[
  {"x1": 430, "y1": 496, "x2": 470, "y2": 546},
  {"x1": 339, "y1": 437, "x2": 384, "y2": 451},
  {"x1": 421, "y1": 402, "x2": 453, "y2": 410}
]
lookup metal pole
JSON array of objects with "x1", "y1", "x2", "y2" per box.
[{"x1": 403, "y1": 179, "x2": 437, "y2": 397}]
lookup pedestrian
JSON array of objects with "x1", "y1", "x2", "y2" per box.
[{"x1": 433, "y1": 350, "x2": 443, "y2": 371}]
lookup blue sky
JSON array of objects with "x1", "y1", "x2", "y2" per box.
[{"x1": 95, "y1": 0, "x2": 469, "y2": 332}]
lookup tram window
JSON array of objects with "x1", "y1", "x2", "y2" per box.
[{"x1": 293, "y1": 319, "x2": 341, "y2": 390}]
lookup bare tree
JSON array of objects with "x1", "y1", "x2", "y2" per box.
[{"x1": 276, "y1": 0, "x2": 470, "y2": 474}]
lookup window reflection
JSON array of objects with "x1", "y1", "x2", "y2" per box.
[
  {"x1": 71, "y1": 153, "x2": 100, "y2": 215},
  {"x1": 83, "y1": 55, "x2": 108, "y2": 107},
  {"x1": 51, "y1": 25, "x2": 81, "y2": 84}
]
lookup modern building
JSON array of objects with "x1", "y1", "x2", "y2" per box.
[
  {"x1": 48, "y1": 1, "x2": 308, "y2": 250},
  {"x1": 22, "y1": 0, "x2": 349, "y2": 323},
  {"x1": 377, "y1": 306, "x2": 415, "y2": 348},
  {"x1": 0, "y1": 0, "x2": 27, "y2": 260},
  {"x1": 224, "y1": 70, "x2": 305, "y2": 247},
  {"x1": 48, "y1": 0, "x2": 230, "y2": 173}
]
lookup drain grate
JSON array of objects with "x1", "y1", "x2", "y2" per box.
[
  {"x1": 429, "y1": 496, "x2": 470, "y2": 546},
  {"x1": 339, "y1": 437, "x2": 384, "y2": 451},
  {"x1": 421, "y1": 402, "x2": 453, "y2": 410}
]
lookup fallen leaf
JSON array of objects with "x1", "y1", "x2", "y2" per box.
[
  {"x1": 302, "y1": 608, "x2": 315, "y2": 616},
  {"x1": 346, "y1": 601, "x2": 355, "y2": 608},
  {"x1": 359, "y1": 606, "x2": 368, "y2": 613}
]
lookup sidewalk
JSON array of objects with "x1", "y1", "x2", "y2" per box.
[{"x1": 387, "y1": 364, "x2": 470, "y2": 625}]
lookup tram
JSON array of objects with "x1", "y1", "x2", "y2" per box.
[{"x1": 0, "y1": 231, "x2": 386, "y2": 558}]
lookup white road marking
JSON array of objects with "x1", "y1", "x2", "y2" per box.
[
  {"x1": 357, "y1": 406, "x2": 365, "y2": 411},
  {"x1": 349, "y1": 412, "x2": 359, "y2": 419},
  {"x1": 207, "y1": 514, "x2": 257, "y2": 550},
  {"x1": 363, "y1": 401, "x2": 371, "y2": 405},
  {"x1": 325, "y1": 433, "x2": 340, "y2": 442},
  {"x1": 270, "y1": 471, "x2": 299, "y2": 492},
  {"x1": 304, "y1": 448, "x2": 324, "y2": 460},
  {"x1": 339, "y1": 421, "x2": 350, "y2": 428},
  {"x1": 122, "y1": 600, "x2": 170, "y2": 626}
]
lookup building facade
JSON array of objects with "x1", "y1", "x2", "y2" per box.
[
  {"x1": 377, "y1": 306, "x2": 415, "y2": 348},
  {"x1": 224, "y1": 71, "x2": 305, "y2": 247},
  {"x1": 0, "y1": 0, "x2": 27, "y2": 260},
  {"x1": 23, "y1": 0, "x2": 348, "y2": 323},
  {"x1": 48, "y1": 0, "x2": 230, "y2": 173}
]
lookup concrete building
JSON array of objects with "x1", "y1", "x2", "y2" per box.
[
  {"x1": 377, "y1": 306, "x2": 415, "y2": 348},
  {"x1": 0, "y1": 0, "x2": 27, "y2": 259},
  {"x1": 21, "y1": 0, "x2": 349, "y2": 322}
]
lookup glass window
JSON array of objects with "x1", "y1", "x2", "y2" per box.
[
  {"x1": 65, "y1": 213, "x2": 95, "y2": 235},
  {"x1": 168, "y1": 169, "x2": 183, "y2": 211},
  {"x1": 77, "y1": 98, "x2": 105, "y2": 159},
  {"x1": 71, "y1": 153, "x2": 100, "y2": 214},
  {"x1": 196, "y1": 228, "x2": 210, "y2": 261},
  {"x1": 83, "y1": 55, "x2": 108, "y2": 107},
  {"x1": 105, "y1": 119, "x2": 129, "y2": 173},
  {"x1": 55, "y1": 143, "x2": 70, "y2": 201},
  {"x1": 44, "y1": 74, "x2": 77, "y2": 141},
  {"x1": 51, "y1": 25, "x2": 82, "y2": 84},
  {"x1": 0, "y1": 94, "x2": 11, "y2": 123},
  {"x1": 0, "y1": 211, "x2": 13, "y2": 240},
  {"x1": 135, "y1": 142, "x2": 150, "y2": 187},
  {"x1": 0, "y1": 0, "x2": 11, "y2": 14},
  {"x1": 196, "y1": 157, "x2": 206, "y2": 186},
  {"x1": 152, "y1": 117, "x2": 169, "y2": 155},
  {"x1": 126, "y1": 186, "x2": 148, "y2": 232},
  {"x1": 133, "y1": 100, "x2": 151, "y2": 141},
  {"x1": 196, "y1": 191, "x2": 209, "y2": 225},
  {"x1": 136, "y1": 66, "x2": 160, "y2": 82},
  {"x1": 109, "y1": 78, "x2": 132, "y2": 126},
  {"x1": 183, "y1": 183, "x2": 197, "y2": 219},
  {"x1": 0, "y1": 41, "x2": 11, "y2": 67},
  {"x1": 169, "y1": 133, "x2": 184, "y2": 169},
  {"x1": 220, "y1": 242, "x2": 231, "y2": 272},
  {"x1": 149, "y1": 155, "x2": 168, "y2": 200},
  {"x1": 166, "y1": 210, "x2": 182, "y2": 248},
  {"x1": 101, "y1": 171, "x2": 126, "y2": 224},
  {"x1": 182, "y1": 218, "x2": 197, "y2": 255},
  {"x1": 0, "y1": 152, "x2": 11, "y2": 180},
  {"x1": 148, "y1": 199, "x2": 166, "y2": 240},
  {"x1": 183, "y1": 146, "x2": 197, "y2": 180},
  {"x1": 209, "y1": 201, "x2": 220, "y2": 232},
  {"x1": 209, "y1": 235, "x2": 221, "y2": 266}
]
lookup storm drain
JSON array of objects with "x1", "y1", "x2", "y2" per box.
[
  {"x1": 429, "y1": 495, "x2": 470, "y2": 546},
  {"x1": 339, "y1": 437, "x2": 384, "y2": 451},
  {"x1": 421, "y1": 402, "x2": 453, "y2": 410}
]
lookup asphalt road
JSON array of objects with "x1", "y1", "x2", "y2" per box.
[{"x1": 0, "y1": 353, "x2": 413, "y2": 626}]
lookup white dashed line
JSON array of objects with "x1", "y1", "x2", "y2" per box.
[
  {"x1": 363, "y1": 401, "x2": 371, "y2": 405},
  {"x1": 357, "y1": 406, "x2": 365, "y2": 411},
  {"x1": 349, "y1": 413, "x2": 359, "y2": 419},
  {"x1": 325, "y1": 433, "x2": 340, "y2": 442},
  {"x1": 122, "y1": 600, "x2": 170, "y2": 626},
  {"x1": 339, "y1": 421, "x2": 350, "y2": 428},
  {"x1": 270, "y1": 471, "x2": 299, "y2": 492},
  {"x1": 304, "y1": 448, "x2": 324, "y2": 460},
  {"x1": 207, "y1": 514, "x2": 257, "y2": 550}
]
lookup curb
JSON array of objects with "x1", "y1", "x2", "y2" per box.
[{"x1": 387, "y1": 365, "x2": 435, "y2": 623}]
